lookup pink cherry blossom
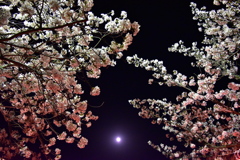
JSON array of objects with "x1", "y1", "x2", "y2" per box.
[
  {"x1": 57, "y1": 132, "x2": 67, "y2": 140},
  {"x1": 90, "y1": 86, "x2": 101, "y2": 96},
  {"x1": 77, "y1": 137, "x2": 88, "y2": 149}
]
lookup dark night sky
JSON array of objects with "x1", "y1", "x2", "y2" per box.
[{"x1": 60, "y1": 1, "x2": 219, "y2": 160}]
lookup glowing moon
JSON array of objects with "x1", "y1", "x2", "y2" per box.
[{"x1": 116, "y1": 137, "x2": 121, "y2": 142}]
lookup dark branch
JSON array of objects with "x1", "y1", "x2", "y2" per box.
[{"x1": 0, "y1": 19, "x2": 88, "y2": 42}]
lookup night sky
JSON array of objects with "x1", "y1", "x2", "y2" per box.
[{"x1": 59, "y1": 1, "x2": 218, "y2": 160}]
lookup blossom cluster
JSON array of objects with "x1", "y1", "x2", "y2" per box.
[
  {"x1": 128, "y1": 0, "x2": 239, "y2": 159},
  {"x1": 0, "y1": 0, "x2": 139, "y2": 159}
]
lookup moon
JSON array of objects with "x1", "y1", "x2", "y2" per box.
[{"x1": 115, "y1": 137, "x2": 121, "y2": 142}]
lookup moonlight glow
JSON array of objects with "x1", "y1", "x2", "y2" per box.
[{"x1": 116, "y1": 137, "x2": 121, "y2": 142}]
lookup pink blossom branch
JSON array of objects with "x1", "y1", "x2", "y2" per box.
[
  {"x1": 207, "y1": 143, "x2": 240, "y2": 153},
  {"x1": 0, "y1": 55, "x2": 36, "y2": 72},
  {"x1": 0, "y1": 106, "x2": 16, "y2": 109},
  {"x1": 0, "y1": 41, "x2": 32, "y2": 50},
  {"x1": 212, "y1": 99, "x2": 240, "y2": 115}
]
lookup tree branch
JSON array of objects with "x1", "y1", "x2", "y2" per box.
[
  {"x1": 212, "y1": 98, "x2": 240, "y2": 115},
  {"x1": 0, "y1": 55, "x2": 33, "y2": 70},
  {"x1": 0, "y1": 19, "x2": 88, "y2": 43}
]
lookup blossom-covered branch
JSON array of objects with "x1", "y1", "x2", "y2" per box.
[
  {"x1": 127, "y1": 0, "x2": 239, "y2": 159},
  {"x1": 0, "y1": 0, "x2": 140, "y2": 159}
]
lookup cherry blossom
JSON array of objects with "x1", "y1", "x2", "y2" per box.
[
  {"x1": 90, "y1": 86, "x2": 100, "y2": 96},
  {"x1": 0, "y1": 6, "x2": 11, "y2": 26},
  {"x1": 0, "y1": 0, "x2": 140, "y2": 159},
  {"x1": 128, "y1": 0, "x2": 239, "y2": 159}
]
